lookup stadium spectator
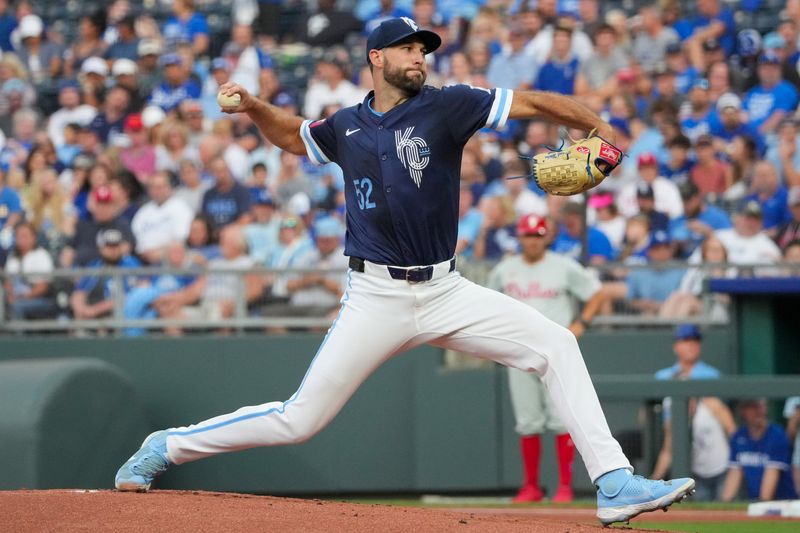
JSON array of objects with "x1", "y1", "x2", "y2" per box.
[
  {"x1": 201, "y1": 156, "x2": 252, "y2": 230},
  {"x1": 665, "y1": 42, "x2": 700, "y2": 95},
  {"x1": 624, "y1": 230, "x2": 685, "y2": 315},
  {"x1": 743, "y1": 52, "x2": 799, "y2": 136},
  {"x1": 131, "y1": 172, "x2": 194, "y2": 265},
  {"x1": 775, "y1": 188, "x2": 800, "y2": 251},
  {"x1": 661, "y1": 235, "x2": 736, "y2": 319},
  {"x1": 123, "y1": 240, "x2": 199, "y2": 337},
  {"x1": 47, "y1": 80, "x2": 97, "y2": 149},
  {"x1": 155, "y1": 119, "x2": 197, "y2": 175},
  {"x1": 105, "y1": 14, "x2": 139, "y2": 62},
  {"x1": 149, "y1": 53, "x2": 201, "y2": 113},
  {"x1": 532, "y1": 25, "x2": 579, "y2": 95},
  {"x1": 69, "y1": 226, "x2": 142, "y2": 322},
  {"x1": 260, "y1": 215, "x2": 313, "y2": 313},
  {"x1": 361, "y1": 0, "x2": 413, "y2": 36},
  {"x1": 765, "y1": 118, "x2": 800, "y2": 188},
  {"x1": 551, "y1": 201, "x2": 615, "y2": 264},
  {"x1": 660, "y1": 134, "x2": 693, "y2": 186},
  {"x1": 25, "y1": 168, "x2": 76, "y2": 259},
  {"x1": 296, "y1": 0, "x2": 363, "y2": 48},
  {"x1": 486, "y1": 22, "x2": 537, "y2": 91},
  {"x1": 670, "y1": 181, "x2": 732, "y2": 258},
  {"x1": 119, "y1": 114, "x2": 156, "y2": 183},
  {"x1": 136, "y1": 40, "x2": 164, "y2": 98},
  {"x1": 303, "y1": 50, "x2": 365, "y2": 120},
  {"x1": 709, "y1": 93, "x2": 759, "y2": 148},
  {"x1": 222, "y1": 25, "x2": 263, "y2": 96},
  {"x1": 274, "y1": 150, "x2": 314, "y2": 209},
  {"x1": 725, "y1": 135, "x2": 759, "y2": 204},
  {"x1": 634, "y1": 182, "x2": 670, "y2": 233},
  {"x1": 0, "y1": 164, "x2": 23, "y2": 252},
  {"x1": 706, "y1": 60, "x2": 733, "y2": 103},
  {"x1": 64, "y1": 12, "x2": 107, "y2": 78},
  {"x1": 163, "y1": 0, "x2": 209, "y2": 57},
  {"x1": 88, "y1": 85, "x2": 130, "y2": 146},
  {"x1": 574, "y1": 24, "x2": 628, "y2": 102},
  {"x1": 61, "y1": 184, "x2": 135, "y2": 267},
  {"x1": 588, "y1": 192, "x2": 626, "y2": 251},
  {"x1": 0, "y1": 0, "x2": 15, "y2": 53},
  {"x1": 714, "y1": 201, "x2": 782, "y2": 267},
  {"x1": 525, "y1": 10, "x2": 593, "y2": 65},
  {"x1": 174, "y1": 158, "x2": 209, "y2": 215},
  {"x1": 650, "y1": 325, "x2": 732, "y2": 500},
  {"x1": 743, "y1": 161, "x2": 792, "y2": 233},
  {"x1": 456, "y1": 183, "x2": 482, "y2": 259},
  {"x1": 474, "y1": 194, "x2": 518, "y2": 261},
  {"x1": 14, "y1": 14, "x2": 62, "y2": 91},
  {"x1": 618, "y1": 152, "x2": 684, "y2": 220},
  {"x1": 689, "y1": 134, "x2": 731, "y2": 200},
  {"x1": 681, "y1": 79, "x2": 713, "y2": 142},
  {"x1": 4, "y1": 221, "x2": 57, "y2": 320},
  {"x1": 112, "y1": 58, "x2": 145, "y2": 111},
  {"x1": 681, "y1": 0, "x2": 736, "y2": 62},
  {"x1": 502, "y1": 159, "x2": 547, "y2": 217},
  {"x1": 244, "y1": 189, "x2": 280, "y2": 266},
  {"x1": 283, "y1": 217, "x2": 347, "y2": 317},
  {"x1": 632, "y1": 5, "x2": 679, "y2": 73},
  {"x1": 721, "y1": 399, "x2": 798, "y2": 502}
]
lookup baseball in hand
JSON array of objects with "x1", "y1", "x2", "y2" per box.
[{"x1": 217, "y1": 92, "x2": 241, "y2": 108}]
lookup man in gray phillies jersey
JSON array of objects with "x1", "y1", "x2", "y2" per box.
[{"x1": 488, "y1": 213, "x2": 607, "y2": 503}]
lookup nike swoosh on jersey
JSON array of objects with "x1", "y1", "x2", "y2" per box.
[{"x1": 345, "y1": 128, "x2": 361, "y2": 136}]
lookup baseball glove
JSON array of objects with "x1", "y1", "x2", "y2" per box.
[{"x1": 526, "y1": 134, "x2": 624, "y2": 196}]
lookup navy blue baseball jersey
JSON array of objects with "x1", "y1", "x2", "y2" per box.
[
  {"x1": 300, "y1": 85, "x2": 513, "y2": 266},
  {"x1": 729, "y1": 423, "x2": 797, "y2": 501}
]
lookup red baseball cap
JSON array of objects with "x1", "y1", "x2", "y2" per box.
[
  {"x1": 124, "y1": 113, "x2": 143, "y2": 132},
  {"x1": 517, "y1": 214, "x2": 548, "y2": 236},
  {"x1": 637, "y1": 152, "x2": 657, "y2": 167}
]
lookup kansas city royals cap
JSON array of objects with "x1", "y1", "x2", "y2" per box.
[
  {"x1": 366, "y1": 17, "x2": 442, "y2": 63},
  {"x1": 674, "y1": 323, "x2": 702, "y2": 341}
]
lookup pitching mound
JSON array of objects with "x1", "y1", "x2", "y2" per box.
[{"x1": 0, "y1": 490, "x2": 610, "y2": 533}]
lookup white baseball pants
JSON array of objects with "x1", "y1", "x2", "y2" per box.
[{"x1": 166, "y1": 263, "x2": 631, "y2": 482}]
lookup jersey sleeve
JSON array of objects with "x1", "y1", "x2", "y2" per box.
[
  {"x1": 300, "y1": 117, "x2": 337, "y2": 166},
  {"x1": 564, "y1": 258, "x2": 601, "y2": 301},
  {"x1": 440, "y1": 85, "x2": 514, "y2": 144}
]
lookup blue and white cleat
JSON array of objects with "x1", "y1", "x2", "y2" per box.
[
  {"x1": 595, "y1": 469, "x2": 695, "y2": 526},
  {"x1": 114, "y1": 430, "x2": 171, "y2": 492}
]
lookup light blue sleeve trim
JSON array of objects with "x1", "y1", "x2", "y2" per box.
[{"x1": 300, "y1": 120, "x2": 331, "y2": 166}]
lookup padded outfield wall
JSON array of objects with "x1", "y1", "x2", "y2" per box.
[{"x1": 0, "y1": 329, "x2": 735, "y2": 494}]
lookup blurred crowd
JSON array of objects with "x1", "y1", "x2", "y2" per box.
[{"x1": 0, "y1": 0, "x2": 799, "y2": 328}]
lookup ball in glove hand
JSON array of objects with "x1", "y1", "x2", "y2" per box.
[
  {"x1": 529, "y1": 135, "x2": 624, "y2": 196},
  {"x1": 217, "y1": 92, "x2": 241, "y2": 108}
]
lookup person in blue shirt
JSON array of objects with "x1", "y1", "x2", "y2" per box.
[
  {"x1": 655, "y1": 324, "x2": 722, "y2": 381},
  {"x1": 743, "y1": 161, "x2": 792, "y2": 232},
  {"x1": 743, "y1": 52, "x2": 800, "y2": 136},
  {"x1": 665, "y1": 42, "x2": 700, "y2": 95},
  {"x1": 551, "y1": 201, "x2": 616, "y2": 264},
  {"x1": 163, "y1": 0, "x2": 209, "y2": 56},
  {"x1": 670, "y1": 181, "x2": 731, "y2": 257},
  {"x1": 533, "y1": 25, "x2": 579, "y2": 95},
  {"x1": 0, "y1": 0, "x2": 16, "y2": 52},
  {"x1": 201, "y1": 156, "x2": 253, "y2": 230},
  {"x1": 680, "y1": 0, "x2": 736, "y2": 57},
  {"x1": 722, "y1": 399, "x2": 798, "y2": 502},
  {"x1": 709, "y1": 92, "x2": 765, "y2": 155},
  {"x1": 660, "y1": 135, "x2": 694, "y2": 186},
  {"x1": 625, "y1": 230, "x2": 686, "y2": 314},
  {"x1": 680, "y1": 79, "x2": 713, "y2": 143},
  {"x1": 149, "y1": 54, "x2": 202, "y2": 113},
  {"x1": 70, "y1": 227, "x2": 142, "y2": 321},
  {"x1": 0, "y1": 165, "x2": 23, "y2": 253},
  {"x1": 486, "y1": 22, "x2": 538, "y2": 91}
]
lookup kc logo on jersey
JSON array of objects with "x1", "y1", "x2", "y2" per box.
[{"x1": 395, "y1": 126, "x2": 430, "y2": 188}]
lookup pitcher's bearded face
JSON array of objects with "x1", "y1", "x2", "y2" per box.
[{"x1": 381, "y1": 41, "x2": 427, "y2": 95}]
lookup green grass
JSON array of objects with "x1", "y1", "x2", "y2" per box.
[{"x1": 625, "y1": 522, "x2": 800, "y2": 533}]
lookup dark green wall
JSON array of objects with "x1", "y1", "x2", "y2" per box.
[{"x1": 0, "y1": 328, "x2": 734, "y2": 494}]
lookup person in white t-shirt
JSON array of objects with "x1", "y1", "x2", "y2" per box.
[
  {"x1": 131, "y1": 172, "x2": 194, "y2": 264},
  {"x1": 504, "y1": 159, "x2": 548, "y2": 217},
  {"x1": 713, "y1": 201, "x2": 782, "y2": 267},
  {"x1": 487, "y1": 214, "x2": 607, "y2": 503},
  {"x1": 3, "y1": 221, "x2": 56, "y2": 319},
  {"x1": 46, "y1": 80, "x2": 97, "y2": 147},
  {"x1": 303, "y1": 51, "x2": 366, "y2": 120},
  {"x1": 617, "y1": 152, "x2": 684, "y2": 220}
]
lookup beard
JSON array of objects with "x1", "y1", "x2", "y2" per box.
[{"x1": 383, "y1": 58, "x2": 426, "y2": 95}]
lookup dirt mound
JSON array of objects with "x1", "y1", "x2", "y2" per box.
[{"x1": 0, "y1": 490, "x2": 608, "y2": 533}]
